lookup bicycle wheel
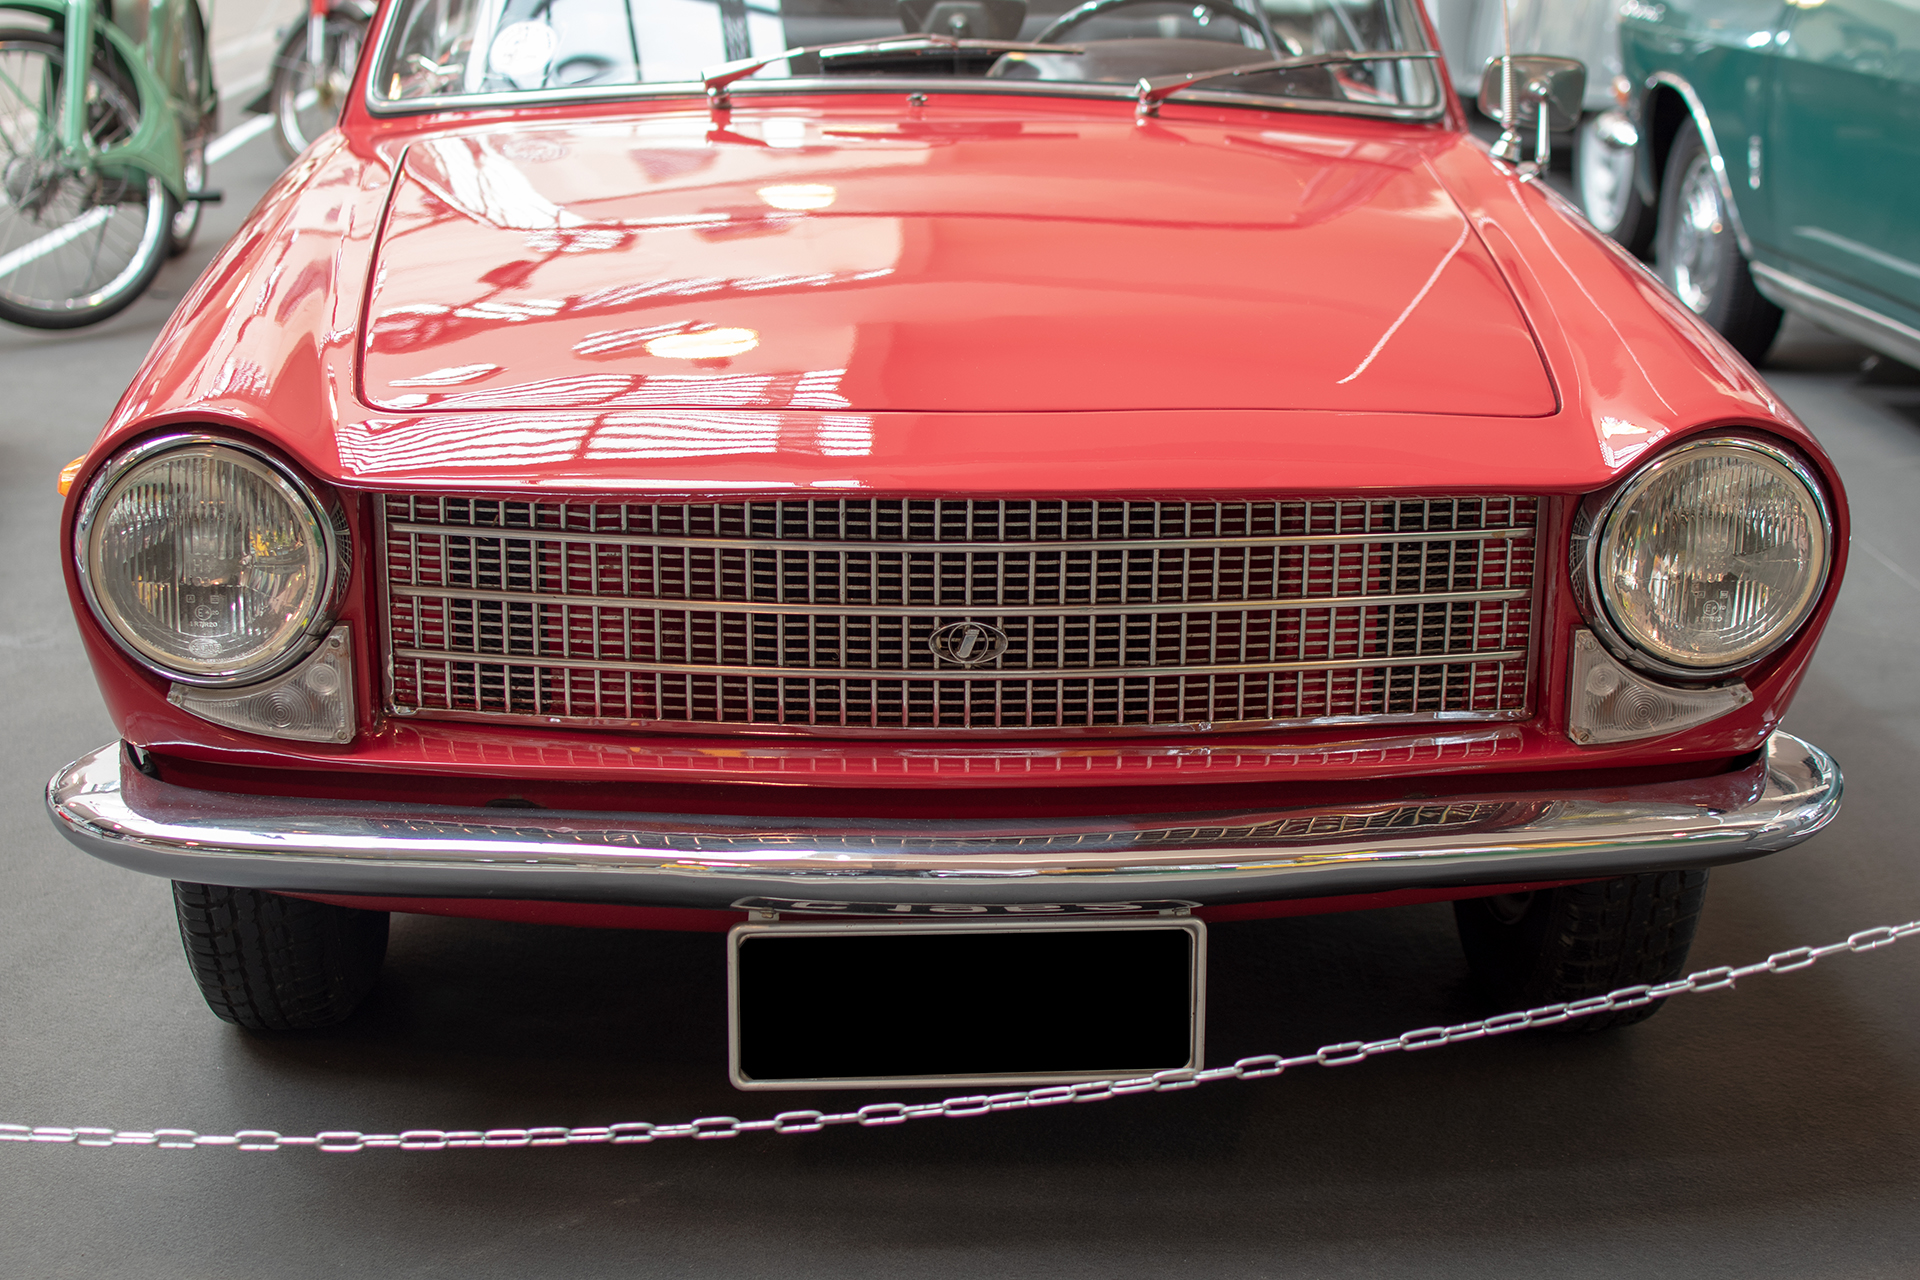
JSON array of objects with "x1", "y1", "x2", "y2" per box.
[
  {"x1": 168, "y1": 0, "x2": 211, "y2": 257},
  {"x1": 0, "y1": 29, "x2": 173, "y2": 329},
  {"x1": 269, "y1": 9, "x2": 368, "y2": 161}
]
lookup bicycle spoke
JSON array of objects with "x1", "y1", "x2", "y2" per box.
[
  {"x1": 0, "y1": 205, "x2": 110, "y2": 280},
  {"x1": 0, "y1": 31, "x2": 167, "y2": 321}
]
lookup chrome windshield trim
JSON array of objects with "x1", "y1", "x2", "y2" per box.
[
  {"x1": 362, "y1": 0, "x2": 1444, "y2": 123},
  {"x1": 365, "y1": 74, "x2": 1448, "y2": 121},
  {"x1": 47, "y1": 732, "x2": 1841, "y2": 910}
]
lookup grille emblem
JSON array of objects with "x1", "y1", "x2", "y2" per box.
[{"x1": 929, "y1": 621, "x2": 1009, "y2": 666}]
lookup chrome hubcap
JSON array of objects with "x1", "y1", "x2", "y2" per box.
[
  {"x1": 1578, "y1": 121, "x2": 1635, "y2": 233},
  {"x1": 1670, "y1": 153, "x2": 1725, "y2": 314}
]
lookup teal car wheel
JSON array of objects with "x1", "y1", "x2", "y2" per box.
[{"x1": 1655, "y1": 119, "x2": 1781, "y2": 364}]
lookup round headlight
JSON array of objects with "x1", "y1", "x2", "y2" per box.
[
  {"x1": 77, "y1": 437, "x2": 338, "y2": 685},
  {"x1": 1592, "y1": 438, "x2": 1829, "y2": 674}
]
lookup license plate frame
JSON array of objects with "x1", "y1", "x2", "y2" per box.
[{"x1": 727, "y1": 916, "x2": 1207, "y2": 1091}]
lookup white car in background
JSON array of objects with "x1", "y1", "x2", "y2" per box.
[{"x1": 1426, "y1": 0, "x2": 1648, "y2": 251}]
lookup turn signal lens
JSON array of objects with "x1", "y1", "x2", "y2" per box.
[
  {"x1": 58, "y1": 456, "x2": 85, "y2": 496},
  {"x1": 78, "y1": 439, "x2": 337, "y2": 684},
  {"x1": 169, "y1": 627, "x2": 355, "y2": 743},
  {"x1": 1595, "y1": 439, "x2": 1828, "y2": 673},
  {"x1": 1568, "y1": 630, "x2": 1751, "y2": 744}
]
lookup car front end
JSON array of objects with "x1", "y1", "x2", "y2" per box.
[{"x1": 45, "y1": 0, "x2": 1848, "y2": 1087}]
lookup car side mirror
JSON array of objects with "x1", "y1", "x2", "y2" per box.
[{"x1": 1479, "y1": 55, "x2": 1587, "y2": 169}]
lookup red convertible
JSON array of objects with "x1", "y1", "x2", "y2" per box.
[{"x1": 48, "y1": 0, "x2": 1845, "y2": 1090}]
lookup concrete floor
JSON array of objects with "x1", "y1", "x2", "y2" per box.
[{"x1": 4, "y1": 123, "x2": 1920, "y2": 1278}]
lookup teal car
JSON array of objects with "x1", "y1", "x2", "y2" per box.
[{"x1": 1617, "y1": 0, "x2": 1920, "y2": 367}]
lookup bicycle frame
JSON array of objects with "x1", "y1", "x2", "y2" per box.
[{"x1": 0, "y1": 0, "x2": 194, "y2": 200}]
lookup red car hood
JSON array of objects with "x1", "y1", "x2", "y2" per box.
[{"x1": 360, "y1": 111, "x2": 1554, "y2": 416}]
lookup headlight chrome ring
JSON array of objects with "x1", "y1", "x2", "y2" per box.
[
  {"x1": 1576, "y1": 435, "x2": 1831, "y2": 680},
  {"x1": 74, "y1": 433, "x2": 345, "y2": 687}
]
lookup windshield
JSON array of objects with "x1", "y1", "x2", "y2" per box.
[{"x1": 371, "y1": 0, "x2": 1441, "y2": 116}]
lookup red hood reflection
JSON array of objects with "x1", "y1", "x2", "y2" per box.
[{"x1": 360, "y1": 111, "x2": 1555, "y2": 416}]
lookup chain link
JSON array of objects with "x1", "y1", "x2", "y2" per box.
[{"x1": 6, "y1": 919, "x2": 1916, "y2": 1154}]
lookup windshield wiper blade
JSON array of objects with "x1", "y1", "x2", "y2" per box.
[
  {"x1": 1134, "y1": 50, "x2": 1441, "y2": 118},
  {"x1": 703, "y1": 36, "x2": 1085, "y2": 107}
]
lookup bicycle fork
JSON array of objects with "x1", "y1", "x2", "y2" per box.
[{"x1": 57, "y1": 0, "x2": 93, "y2": 154}]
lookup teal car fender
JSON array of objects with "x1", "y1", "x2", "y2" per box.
[{"x1": 1620, "y1": 0, "x2": 1920, "y2": 363}]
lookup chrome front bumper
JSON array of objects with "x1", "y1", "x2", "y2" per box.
[{"x1": 46, "y1": 733, "x2": 1841, "y2": 911}]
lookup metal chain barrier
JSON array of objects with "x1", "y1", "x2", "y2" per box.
[{"x1": 6, "y1": 920, "x2": 1917, "y2": 1154}]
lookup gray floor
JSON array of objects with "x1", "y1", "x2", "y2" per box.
[{"x1": 4, "y1": 132, "x2": 1920, "y2": 1279}]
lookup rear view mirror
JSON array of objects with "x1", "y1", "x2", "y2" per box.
[{"x1": 1480, "y1": 55, "x2": 1587, "y2": 168}]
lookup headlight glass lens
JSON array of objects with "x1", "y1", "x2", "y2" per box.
[
  {"x1": 1597, "y1": 441, "x2": 1827, "y2": 671},
  {"x1": 84, "y1": 442, "x2": 331, "y2": 681}
]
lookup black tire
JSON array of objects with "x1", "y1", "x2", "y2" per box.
[
  {"x1": 173, "y1": 882, "x2": 389, "y2": 1031},
  {"x1": 1575, "y1": 112, "x2": 1654, "y2": 257},
  {"x1": 1654, "y1": 118, "x2": 1782, "y2": 364},
  {"x1": 1453, "y1": 870, "x2": 1709, "y2": 1032}
]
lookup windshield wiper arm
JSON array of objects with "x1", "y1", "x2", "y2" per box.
[
  {"x1": 703, "y1": 36, "x2": 1085, "y2": 108},
  {"x1": 1134, "y1": 50, "x2": 1440, "y2": 118}
]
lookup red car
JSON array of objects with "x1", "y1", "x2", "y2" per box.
[{"x1": 48, "y1": 0, "x2": 1844, "y2": 1091}]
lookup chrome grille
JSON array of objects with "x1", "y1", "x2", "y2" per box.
[{"x1": 381, "y1": 496, "x2": 1539, "y2": 735}]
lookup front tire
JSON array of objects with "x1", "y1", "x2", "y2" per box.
[
  {"x1": 1453, "y1": 870, "x2": 1708, "y2": 1032},
  {"x1": 173, "y1": 882, "x2": 388, "y2": 1031},
  {"x1": 1655, "y1": 119, "x2": 1782, "y2": 364}
]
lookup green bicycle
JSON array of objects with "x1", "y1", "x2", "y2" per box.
[{"x1": 0, "y1": 0, "x2": 216, "y2": 328}]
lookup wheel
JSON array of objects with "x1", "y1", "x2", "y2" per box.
[
  {"x1": 0, "y1": 28, "x2": 174, "y2": 329},
  {"x1": 168, "y1": 132, "x2": 205, "y2": 256},
  {"x1": 173, "y1": 882, "x2": 389, "y2": 1031},
  {"x1": 269, "y1": 9, "x2": 369, "y2": 161},
  {"x1": 1575, "y1": 111, "x2": 1653, "y2": 256},
  {"x1": 167, "y1": 0, "x2": 211, "y2": 256},
  {"x1": 1453, "y1": 870, "x2": 1708, "y2": 1032},
  {"x1": 1654, "y1": 118, "x2": 1782, "y2": 364}
]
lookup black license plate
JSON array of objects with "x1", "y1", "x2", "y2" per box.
[{"x1": 728, "y1": 918, "x2": 1205, "y2": 1089}]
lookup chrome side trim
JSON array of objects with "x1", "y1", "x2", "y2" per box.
[
  {"x1": 1751, "y1": 263, "x2": 1920, "y2": 370},
  {"x1": 1645, "y1": 71, "x2": 1753, "y2": 258},
  {"x1": 46, "y1": 732, "x2": 1842, "y2": 909}
]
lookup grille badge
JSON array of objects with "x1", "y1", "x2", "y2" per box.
[{"x1": 929, "y1": 621, "x2": 1009, "y2": 667}]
